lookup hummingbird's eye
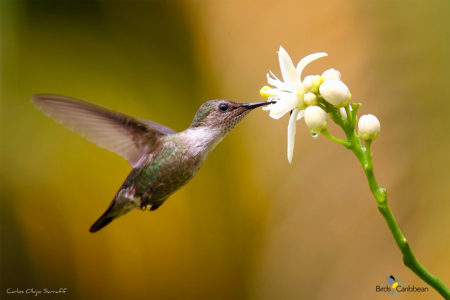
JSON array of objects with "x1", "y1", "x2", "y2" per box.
[{"x1": 218, "y1": 103, "x2": 229, "y2": 112}]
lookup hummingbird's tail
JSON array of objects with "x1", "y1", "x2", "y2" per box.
[
  {"x1": 89, "y1": 187, "x2": 138, "y2": 233},
  {"x1": 89, "y1": 211, "x2": 115, "y2": 233}
]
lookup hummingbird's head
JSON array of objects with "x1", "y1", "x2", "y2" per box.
[{"x1": 190, "y1": 99, "x2": 273, "y2": 133}]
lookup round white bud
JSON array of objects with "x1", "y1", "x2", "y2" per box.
[
  {"x1": 319, "y1": 79, "x2": 351, "y2": 107},
  {"x1": 304, "y1": 92, "x2": 317, "y2": 106},
  {"x1": 322, "y1": 68, "x2": 341, "y2": 80},
  {"x1": 303, "y1": 75, "x2": 321, "y2": 93},
  {"x1": 339, "y1": 107, "x2": 347, "y2": 119},
  {"x1": 358, "y1": 114, "x2": 380, "y2": 140},
  {"x1": 304, "y1": 106, "x2": 328, "y2": 133},
  {"x1": 339, "y1": 106, "x2": 352, "y2": 120}
]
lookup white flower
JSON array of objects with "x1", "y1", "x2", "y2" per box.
[
  {"x1": 261, "y1": 46, "x2": 327, "y2": 163},
  {"x1": 319, "y1": 79, "x2": 351, "y2": 107},
  {"x1": 358, "y1": 114, "x2": 380, "y2": 140},
  {"x1": 304, "y1": 106, "x2": 328, "y2": 133},
  {"x1": 322, "y1": 68, "x2": 341, "y2": 80}
]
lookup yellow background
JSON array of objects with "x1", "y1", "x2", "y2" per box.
[{"x1": 1, "y1": 1, "x2": 449, "y2": 299}]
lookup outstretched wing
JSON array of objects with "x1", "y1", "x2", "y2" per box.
[{"x1": 31, "y1": 94, "x2": 176, "y2": 167}]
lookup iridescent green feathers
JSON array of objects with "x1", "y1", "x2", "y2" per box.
[
  {"x1": 190, "y1": 101, "x2": 216, "y2": 127},
  {"x1": 32, "y1": 94, "x2": 272, "y2": 232}
]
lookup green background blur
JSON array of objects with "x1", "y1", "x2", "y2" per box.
[{"x1": 1, "y1": 1, "x2": 449, "y2": 299}]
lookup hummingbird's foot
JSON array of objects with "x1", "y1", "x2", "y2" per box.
[
  {"x1": 140, "y1": 199, "x2": 154, "y2": 211},
  {"x1": 139, "y1": 192, "x2": 152, "y2": 211}
]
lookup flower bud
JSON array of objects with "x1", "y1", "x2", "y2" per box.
[
  {"x1": 304, "y1": 106, "x2": 327, "y2": 133},
  {"x1": 339, "y1": 106, "x2": 352, "y2": 120},
  {"x1": 322, "y1": 68, "x2": 341, "y2": 80},
  {"x1": 358, "y1": 114, "x2": 380, "y2": 140},
  {"x1": 319, "y1": 79, "x2": 351, "y2": 107},
  {"x1": 302, "y1": 75, "x2": 322, "y2": 93},
  {"x1": 304, "y1": 92, "x2": 317, "y2": 106},
  {"x1": 339, "y1": 107, "x2": 347, "y2": 119}
]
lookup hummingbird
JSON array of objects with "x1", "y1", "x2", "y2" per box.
[{"x1": 31, "y1": 94, "x2": 273, "y2": 232}]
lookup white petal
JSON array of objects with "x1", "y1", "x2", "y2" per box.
[
  {"x1": 278, "y1": 46, "x2": 300, "y2": 91},
  {"x1": 267, "y1": 71, "x2": 289, "y2": 90},
  {"x1": 287, "y1": 108, "x2": 299, "y2": 164},
  {"x1": 268, "y1": 93, "x2": 299, "y2": 119},
  {"x1": 296, "y1": 109, "x2": 305, "y2": 120},
  {"x1": 296, "y1": 52, "x2": 328, "y2": 78}
]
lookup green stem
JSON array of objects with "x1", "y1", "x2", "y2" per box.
[
  {"x1": 321, "y1": 129, "x2": 350, "y2": 148},
  {"x1": 345, "y1": 131, "x2": 450, "y2": 298},
  {"x1": 345, "y1": 105, "x2": 352, "y2": 126}
]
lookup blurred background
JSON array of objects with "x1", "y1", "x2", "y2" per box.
[{"x1": 1, "y1": 0, "x2": 449, "y2": 299}]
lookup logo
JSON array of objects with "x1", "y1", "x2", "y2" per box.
[
  {"x1": 376, "y1": 275, "x2": 429, "y2": 296},
  {"x1": 385, "y1": 275, "x2": 404, "y2": 295}
]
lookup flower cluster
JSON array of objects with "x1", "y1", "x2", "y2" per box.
[{"x1": 260, "y1": 46, "x2": 380, "y2": 163}]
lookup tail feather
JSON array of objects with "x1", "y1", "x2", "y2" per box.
[
  {"x1": 89, "y1": 199, "x2": 119, "y2": 233},
  {"x1": 90, "y1": 215, "x2": 114, "y2": 233},
  {"x1": 89, "y1": 191, "x2": 137, "y2": 233},
  {"x1": 90, "y1": 169, "x2": 141, "y2": 233}
]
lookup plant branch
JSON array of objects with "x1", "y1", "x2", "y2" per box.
[
  {"x1": 342, "y1": 129, "x2": 450, "y2": 298},
  {"x1": 321, "y1": 129, "x2": 350, "y2": 148}
]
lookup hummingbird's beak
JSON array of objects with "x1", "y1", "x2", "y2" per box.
[{"x1": 241, "y1": 100, "x2": 276, "y2": 110}]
